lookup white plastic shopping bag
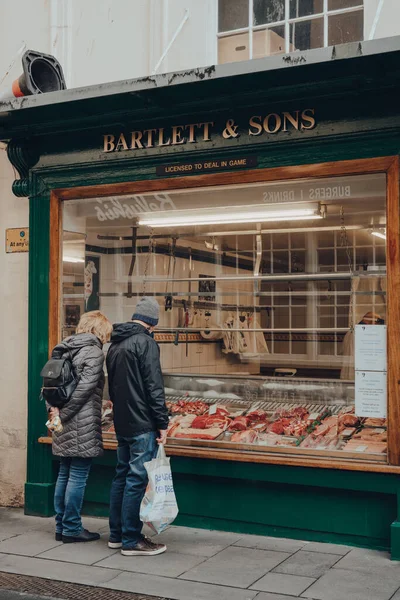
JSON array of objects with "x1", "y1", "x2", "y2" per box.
[{"x1": 140, "y1": 444, "x2": 179, "y2": 534}]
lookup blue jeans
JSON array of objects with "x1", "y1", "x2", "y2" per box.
[
  {"x1": 109, "y1": 431, "x2": 158, "y2": 547},
  {"x1": 54, "y1": 457, "x2": 92, "y2": 537}
]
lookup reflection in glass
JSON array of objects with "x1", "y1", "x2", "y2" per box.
[
  {"x1": 289, "y1": 0, "x2": 323, "y2": 19},
  {"x1": 219, "y1": 0, "x2": 249, "y2": 32},
  {"x1": 290, "y1": 18, "x2": 324, "y2": 50},
  {"x1": 62, "y1": 172, "x2": 387, "y2": 461},
  {"x1": 253, "y1": 0, "x2": 285, "y2": 25},
  {"x1": 328, "y1": 10, "x2": 363, "y2": 45},
  {"x1": 328, "y1": 0, "x2": 363, "y2": 10}
]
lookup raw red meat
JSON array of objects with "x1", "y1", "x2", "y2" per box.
[
  {"x1": 191, "y1": 415, "x2": 229, "y2": 430},
  {"x1": 268, "y1": 421, "x2": 285, "y2": 435},
  {"x1": 214, "y1": 406, "x2": 230, "y2": 417},
  {"x1": 205, "y1": 416, "x2": 230, "y2": 430},
  {"x1": 191, "y1": 415, "x2": 209, "y2": 429},
  {"x1": 228, "y1": 416, "x2": 249, "y2": 432},
  {"x1": 312, "y1": 422, "x2": 331, "y2": 437},
  {"x1": 249, "y1": 421, "x2": 268, "y2": 432},
  {"x1": 166, "y1": 399, "x2": 209, "y2": 416},
  {"x1": 231, "y1": 430, "x2": 258, "y2": 443},
  {"x1": 246, "y1": 409, "x2": 267, "y2": 421},
  {"x1": 340, "y1": 414, "x2": 359, "y2": 428},
  {"x1": 275, "y1": 406, "x2": 309, "y2": 420}
]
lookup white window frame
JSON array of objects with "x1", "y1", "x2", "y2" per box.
[{"x1": 217, "y1": 0, "x2": 364, "y2": 56}]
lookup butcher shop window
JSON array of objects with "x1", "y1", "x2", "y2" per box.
[
  {"x1": 217, "y1": 0, "x2": 364, "y2": 64},
  {"x1": 60, "y1": 170, "x2": 387, "y2": 461}
]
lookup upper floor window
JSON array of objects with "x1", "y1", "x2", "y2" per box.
[{"x1": 218, "y1": 0, "x2": 364, "y2": 65}]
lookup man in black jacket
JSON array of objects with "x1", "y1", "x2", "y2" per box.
[{"x1": 107, "y1": 297, "x2": 169, "y2": 556}]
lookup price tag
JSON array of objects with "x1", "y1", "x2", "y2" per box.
[{"x1": 209, "y1": 404, "x2": 217, "y2": 415}]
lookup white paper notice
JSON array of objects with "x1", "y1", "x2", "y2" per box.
[
  {"x1": 355, "y1": 370, "x2": 387, "y2": 418},
  {"x1": 354, "y1": 325, "x2": 387, "y2": 372}
]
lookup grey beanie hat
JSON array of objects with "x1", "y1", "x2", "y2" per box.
[{"x1": 132, "y1": 297, "x2": 160, "y2": 326}]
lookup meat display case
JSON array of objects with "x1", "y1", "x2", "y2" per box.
[{"x1": 102, "y1": 373, "x2": 387, "y2": 463}]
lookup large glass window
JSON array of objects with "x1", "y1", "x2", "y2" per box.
[
  {"x1": 61, "y1": 171, "x2": 387, "y2": 461},
  {"x1": 218, "y1": 0, "x2": 364, "y2": 64}
]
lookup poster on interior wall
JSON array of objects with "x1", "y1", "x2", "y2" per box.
[
  {"x1": 199, "y1": 275, "x2": 216, "y2": 302},
  {"x1": 355, "y1": 370, "x2": 387, "y2": 418},
  {"x1": 85, "y1": 255, "x2": 100, "y2": 311}
]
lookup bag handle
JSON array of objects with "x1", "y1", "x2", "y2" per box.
[{"x1": 157, "y1": 444, "x2": 167, "y2": 460}]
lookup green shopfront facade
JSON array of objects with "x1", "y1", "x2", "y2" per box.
[{"x1": 2, "y1": 38, "x2": 400, "y2": 557}]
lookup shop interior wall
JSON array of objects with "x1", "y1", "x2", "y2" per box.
[{"x1": 99, "y1": 252, "x2": 260, "y2": 376}]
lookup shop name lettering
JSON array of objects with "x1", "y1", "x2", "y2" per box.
[{"x1": 102, "y1": 109, "x2": 316, "y2": 152}]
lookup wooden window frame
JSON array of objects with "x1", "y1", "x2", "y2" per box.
[{"x1": 48, "y1": 156, "x2": 400, "y2": 472}]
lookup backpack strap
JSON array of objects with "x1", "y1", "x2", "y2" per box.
[{"x1": 51, "y1": 342, "x2": 72, "y2": 361}]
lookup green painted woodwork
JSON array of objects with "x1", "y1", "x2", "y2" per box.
[
  {"x1": 24, "y1": 72, "x2": 400, "y2": 556},
  {"x1": 25, "y1": 182, "x2": 56, "y2": 517},
  {"x1": 77, "y1": 453, "x2": 397, "y2": 551}
]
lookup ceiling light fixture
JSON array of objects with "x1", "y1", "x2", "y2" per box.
[
  {"x1": 63, "y1": 256, "x2": 85, "y2": 263},
  {"x1": 138, "y1": 203, "x2": 324, "y2": 228},
  {"x1": 371, "y1": 229, "x2": 386, "y2": 240}
]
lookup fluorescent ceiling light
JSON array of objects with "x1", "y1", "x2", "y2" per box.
[
  {"x1": 138, "y1": 203, "x2": 323, "y2": 228},
  {"x1": 371, "y1": 229, "x2": 386, "y2": 240},
  {"x1": 63, "y1": 256, "x2": 85, "y2": 263}
]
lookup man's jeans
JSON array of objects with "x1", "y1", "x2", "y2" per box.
[
  {"x1": 109, "y1": 431, "x2": 158, "y2": 547},
  {"x1": 54, "y1": 457, "x2": 92, "y2": 537}
]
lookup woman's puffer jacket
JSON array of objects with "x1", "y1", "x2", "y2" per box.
[{"x1": 52, "y1": 333, "x2": 105, "y2": 458}]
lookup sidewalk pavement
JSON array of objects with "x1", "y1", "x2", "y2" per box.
[{"x1": 1, "y1": 509, "x2": 400, "y2": 600}]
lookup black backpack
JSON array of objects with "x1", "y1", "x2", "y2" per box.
[{"x1": 40, "y1": 343, "x2": 78, "y2": 408}]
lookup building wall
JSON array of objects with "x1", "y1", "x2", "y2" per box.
[{"x1": 0, "y1": 0, "x2": 400, "y2": 506}]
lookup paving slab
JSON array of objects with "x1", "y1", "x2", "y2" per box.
[
  {"x1": 37, "y1": 535, "x2": 118, "y2": 565},
  {"x1": 254, "y1": 593, "x2": 312, "y2": 600},
  {"x1": 179, "y1": 546, "x2": 290, "y2": 588},
  {"x1": 302, "y1": 541, "x2": 353, "y2": 556},
  {"x1": 0, "y1": 534, "x2": 18, "y2": 544},
  {"x1": 101, "y1": 571, "x2": 257, "y2": 600},
  {"x1": 300, "y1": 567, "x2": 400, "y2": 600},
  {"x1": 0, "y1": 553, "x2": 121, "y2": 586},
  {"x1": 234, "y1": 534, "x2": 307, "y2": 554},
  {"x1": 0, "y1": 511, "x2": 49, "y2": 535},
  {"x1": 0, "y1": 532, "x2": 62, "y2": 557},
  {"x1": 332, "y1": 547, "x2": 400, "y2": 581},
  {"x1": 274, "y1": 550, "x2": 341, "y2": 578},
  {"x1": 155, "y1": 526, "x2": 241, "y2": 557},
  {"x1": 96, "y1": 550, "x2": 206, "y2": 578},
  {"x1": 251, "y1": 572, "x2": 316, "y2": 595},
  {"x1": 388, "y1": 588, "x2": 400, "y2": 599}
]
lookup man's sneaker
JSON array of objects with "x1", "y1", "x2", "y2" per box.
[
  {"x1": 108, "y1": 540, "x2": 122, "y2": 549},
  {"x1": 55, "y1": 532, "x2": 63, "y2": 542},
  {"x1": 62, "y1": 529, "x2": 100, "y2": 543},
  {"x1": 121, "y1": 537, "x2": 166, "y2": 556}
]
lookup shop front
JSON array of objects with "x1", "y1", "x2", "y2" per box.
[{"x1": 2, "y1": 38, "x2": 400, "y2": 557}]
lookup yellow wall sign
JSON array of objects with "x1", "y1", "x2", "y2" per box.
[{"x1": 6, "y1": 228, "x2": 29, "y2": 253}]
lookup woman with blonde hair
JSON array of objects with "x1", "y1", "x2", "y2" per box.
[{"x1": 48, "y1": 310, "x2": 113, "y2": 543}]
